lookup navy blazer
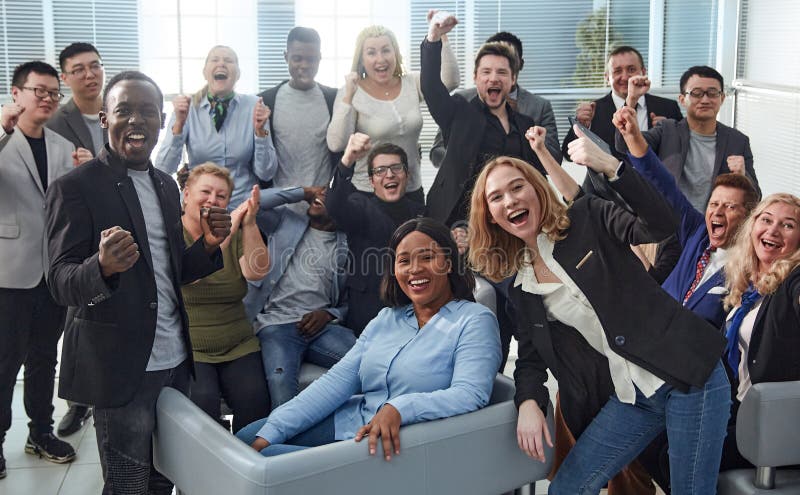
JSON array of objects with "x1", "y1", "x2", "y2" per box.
[
  {"x1": 45, "y1": 148, "x2": 223, "y2": 408},
  {"x1": 628, "y1": 149, "x2": 729, "y2": 328},
  {"x1": 511, "y1": 164, "x2": 725, "y2": 423}
]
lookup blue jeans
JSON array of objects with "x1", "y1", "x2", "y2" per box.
[
  {"x1": 550, "y1": 361, "x2": 730, "y2": 495},
  {"x1": 235, "y1": 413, "x2": 336, "y2": 456},
  {"x1": 257, "y1": 322, "x2": 355, "y2": 409}
]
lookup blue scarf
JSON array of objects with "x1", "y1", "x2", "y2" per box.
[{"x1": 724, "y1": 285, "x2": 761, "y2": 378}]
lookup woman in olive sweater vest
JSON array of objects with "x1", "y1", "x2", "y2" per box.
[{"x1": 181, "y1": 163, "x2": 271, "y2": 431}]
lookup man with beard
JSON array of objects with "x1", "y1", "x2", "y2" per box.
[{"x1": 420, "y1": 14, "x2": 551, "y2": 226}]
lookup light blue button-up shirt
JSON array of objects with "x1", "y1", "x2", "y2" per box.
[
  {"x1": 256, "y1": 299, "x2": 501, "y2": 444},
  {"x1": 155, "y1": 93, "x2": 277, "y2": 208}
]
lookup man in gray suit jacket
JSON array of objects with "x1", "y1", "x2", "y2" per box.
[
  {"x1": 47, "y1": 42, "x2": 107, "y2": 166},
  {"x1": 429, "y1": 31, "x2": 561, "y2": 167},
  {"x1": 616, "y1": 66, "x2": 760, "y2": 210},
  {"x1": 46, "y1": 42, "x2": 108, "y2": 436},
  {"x1": 0, "y1": 61, "x2": 77, "y2": 479}
]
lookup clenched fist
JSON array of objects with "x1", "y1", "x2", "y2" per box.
[
  {"x1": 171, "y1": 95, "x2": 191, "y2": 135},
  {"x1": 342, "y1": 132, "x2": 372, "y2": 166},
  {"x1": 253, "y1": 97, "x2": 271, "y2": 137},
  {"x1": 1, "y1": 103, "x2": 26, "y2": 134},
  {"x1": 98, "y1": 226, "x2": 139, "y2": 278}
]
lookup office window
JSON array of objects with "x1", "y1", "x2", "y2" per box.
[
  {"x1": 52, "y1": 0, "x2": 139, "y2": 98},
  {"x1": 734, "y1": 0, "x2": 800, "y2": 196},
  {"x1": 257, "y1": 0, "x2": 295, "y2": 89},
  {"x1": 0, "y1": 0, "x2": 46, "y2": 91}
]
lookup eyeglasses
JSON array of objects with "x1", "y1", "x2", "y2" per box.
[
  {"x1": 370, "y1": 163, "x2": 406, "y2": 177},
  {"x1": 20, "y1": 86, "x2": 65, "y2": 102},
  {"x1": 683, "y1": 88, "x2": 723, "y2": 99},
  {"x1": 65, "y1": 62, "x2": 104, "y2": 78}
]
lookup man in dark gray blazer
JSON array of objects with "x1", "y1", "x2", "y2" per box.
[
  {"x1": 47, "y1": 42, "x2": 107, "y2": 168},
  {"x1": 616, "y1": 66, "x2": 760, "y2": 211},
  {"x1": 47, "y1": 42, "x2": 108, "y2": 437},
  {"x1": 429, "y1": 31, "x2": 561, "y2": 167}
]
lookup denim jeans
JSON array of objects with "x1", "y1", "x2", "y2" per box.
[
  {"x1": 550, "y1": 360, "x2": 730, "y2": 495},
  {"x1": 235, "y1": 412, "x2": 336, "y2": 456},
  {"x1": 0, "y1": 279, "x2": 65, "y2": 442},
  {"x1": 257, "y1": 322, "x2": 356, "y2": 409},
  {"x1": 94, "y1": 360, "x2": 190, "y2": 495}
]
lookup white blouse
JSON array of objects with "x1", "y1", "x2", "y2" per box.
[{"x1": 515, "y1": 233, "x2": 664, "y2": 404}]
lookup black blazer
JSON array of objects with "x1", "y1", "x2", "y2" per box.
[
  {"x1": 46, "y1": 98, "x2": 108, "y2": 152},
  {"x1": 45, "y1": 148, "x2": 222, "y2": 408},
  {"x1": 420, "y1": 39, "x2": 546, "y2": 224},
  {"x1": 509, "y1": 165, "x2": 725, "y2": 430},
  {"x1": 325, "y1": 163, "x2": 425, "y2": 334},
  {"x1": 561, "y1": 91, "x2": 683, "y2": 161},
  {"x1": 742, "y1": 267, "x2": 800, "y2": 387}
]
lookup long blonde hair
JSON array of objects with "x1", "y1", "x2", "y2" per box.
[
  {"x1": 468, "y1": 156, "x2": 571, "y2": 282},
  {"x1": 351, "y1": 25, "x2": 404, "y2": 79},
  {"x1": 724, "y1": 193, "x2": 800, "y2": 309},
  {"x1": 192, "y1": 45, "x2": 240, "y2": 106}
]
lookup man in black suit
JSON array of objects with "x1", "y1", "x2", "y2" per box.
[
  {"x1": 421, "y1": 14, "x2": 550, "y2": 226},
  {"x1": 561, "y1": 45, "x2": 683, "y2": 160},
  {"x1": 45, "y1": 71, "x2": 230, "y2": 494},
  {"x1": 47, "y1": 41, "x2": 109, "y2": 436}
]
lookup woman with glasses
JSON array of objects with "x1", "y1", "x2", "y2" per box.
[
  {"x1": 156, "y1": 45, "x2": 277, "y2": 209},
  {"x1": 326, "y1": 12, "x2": 460, "y2": 204},
  {"x1": 325, "y1": 134, "x2": 425, "y2": 335}
]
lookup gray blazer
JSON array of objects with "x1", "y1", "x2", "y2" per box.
[
  {"x1": 429, "y1": 85, "x2": 562, "y2": 167},
  {"x1": 616, "y1": 118, "x2": 760, "y2": 199},
  {"x1": 46, "y1": 98, "x2": 107, "y2": 152},
  {"x1": 0, "y1": 126, "x2": 74, "y2": 288}
]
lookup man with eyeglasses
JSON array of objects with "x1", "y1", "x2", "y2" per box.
[
  {"x1": 326, "y1": 133, "x2": 425, "y2": 335},
  {"x1": 617, "y1": 65, "x2": 760, "y2": 210},
  {"x1": 47, "y1": 42, "x2": 107, "y2": 437},
  {"x1": 0, "y1": 61, "x2": 77, "y2": 479},
  {"x1": 47, "y1": 42, "x2": 107, "y2": 168}
]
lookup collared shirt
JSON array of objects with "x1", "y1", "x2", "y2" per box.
[
  {"x1": 611, "y1": 92, "x2": 649, "y2": 131},
  {"x1": 155, "y1": 93, "x2": 277, "y2": 208},
  {"x1": 515, "y1": 234, "x2": 664, "y2": 404},
  {"x1": 256, "y1": 299, "x2": 501, "y2": 444},
  {"x1": 697, "y1": 246, "x2": 728, "y2": 288}
]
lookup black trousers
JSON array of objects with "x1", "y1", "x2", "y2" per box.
[
  {"x1": 190, "y1": 352, "x2": 271, "y2": 433},
  {"x1": 0, "y1": 278, "x2": 66, "y2": 442}
]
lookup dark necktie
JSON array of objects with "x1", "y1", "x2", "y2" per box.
[
  {"x1": 208, "y1": 93, "x2": 233, "y2": 131},
  {"x1": 683, "y1": 245, "x2": 713, "y2": 304}
]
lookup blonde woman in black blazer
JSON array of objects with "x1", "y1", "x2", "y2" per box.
[{"x1": 468, "y1": 126, "x2": 730, "y2": 494}]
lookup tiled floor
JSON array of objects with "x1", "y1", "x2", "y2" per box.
[{"x1": 1, "y1": 383, "x2": 103, "y2": 495}]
